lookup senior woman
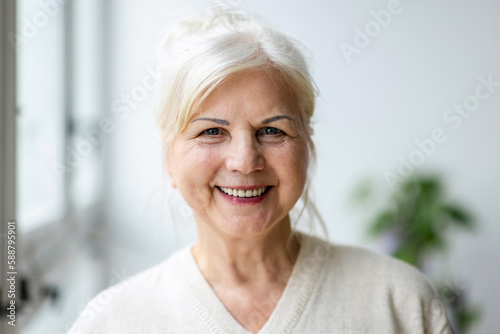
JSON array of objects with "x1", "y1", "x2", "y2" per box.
[{"x1": 70, "y1": 7, "x2": 453, "y2": 334}]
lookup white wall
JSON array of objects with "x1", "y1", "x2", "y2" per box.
[{"x1": 101, "y1": 1, "x2": 499, "y2": 333}]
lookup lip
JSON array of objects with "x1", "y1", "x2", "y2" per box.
[
  {"x1": 215, "y1": 186, "x2": 272, "y2": 205},
  {"x1": 216, "y1": 185, "x2": 268, "y2": 191}
]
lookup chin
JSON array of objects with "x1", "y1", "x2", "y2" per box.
[
  {"x1": 220, "y1": 219, "x2": 271, "y2": 237},
  {"x1": 216, "y1": 213, "x2": 292, "y2": 239}
]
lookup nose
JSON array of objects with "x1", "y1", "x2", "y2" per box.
[{"x1": 225, "y1": 134, "x2": 265, "y2": 174}]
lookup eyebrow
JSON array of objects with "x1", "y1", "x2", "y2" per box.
[
  {"x1": 191, "y1": 117, "x2": 230, "y2": 125},
  {"x1": 262, "y1": 115, "x2": 293, "y2": 124},
  {"x1": 190, "y1": 115, "x2": 293, "y2": 126}
]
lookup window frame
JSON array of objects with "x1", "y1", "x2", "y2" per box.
[
  {"x1": 2, "y1": 0, "x2": 109, "y2": 331},
  {"x1": 1, "y1": 1, "x2": 18, "y2": 333}
]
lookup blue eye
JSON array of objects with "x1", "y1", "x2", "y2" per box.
[
  {"x1": 203, "y1": 128, "x2": 221, "y2": 136},
  {"x1": 261, "y1": 127, "x2": 283, "y2": 135}
]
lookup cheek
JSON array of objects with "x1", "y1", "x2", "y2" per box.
[
  {"x1": 270, "y1": 141, "x2": 309, "y2": 190},
  {"x1": 174, "y1": 146, "x2": 223, "y2": 193},
  {"x1": 170, "y1": 148, "x2": 219, "y2": 214}
]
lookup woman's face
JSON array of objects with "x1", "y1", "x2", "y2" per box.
[{"x1": 168, "y1": 69, "x2": 309, "y2": 237}]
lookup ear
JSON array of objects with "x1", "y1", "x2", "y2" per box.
[
  {"x1": 165, "y1": 144, "x2": 177, "y2": 189},
  {"x1": 170, "y1": 173, "x2": 177, "y2": 189}
]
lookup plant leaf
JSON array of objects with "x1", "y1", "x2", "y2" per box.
[
  {"x1": 367, "y1": 210, "x2": 397, "y2": 236},
  {"x1": 440, "y1": 204, "x2": 474, "y2": 229}
]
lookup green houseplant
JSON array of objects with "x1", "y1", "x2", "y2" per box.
[{"x1": 352, "y1": 174, "x2": 481, "y2": 333}]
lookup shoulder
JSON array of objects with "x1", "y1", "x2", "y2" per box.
[
  {"x1": 301, "y1": 233, "x2": 426, "y2": 281},
  {"x1": 68, "y1": 245, "x2": 193, "y2": 333},
  {"x1": 330, "y1": 242, "x2": 432, "y2": 287},
  {"x1": 317, "y1": 240, "x2": 439, "y2": 301},
  {"x1": 301, "y1": 234, "x2": 452, "y2": 333}
]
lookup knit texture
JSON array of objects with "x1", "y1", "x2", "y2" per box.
[{"x1": 68, "y1": 231, "x2": 453, "y2": 333}]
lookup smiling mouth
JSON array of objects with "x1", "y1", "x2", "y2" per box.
[{"x1": 216, "y1": 186, "x2": 271, "y2": 198}]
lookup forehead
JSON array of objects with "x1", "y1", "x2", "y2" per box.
[{"x1": 189, "y1": 69, "x2": 296, "y2": 122}]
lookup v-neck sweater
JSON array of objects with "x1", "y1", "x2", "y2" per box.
[{"x1": 69, "y1": 231, "x2": 453, "y2": 333}]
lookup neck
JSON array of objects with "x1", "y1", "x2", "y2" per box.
[{"x1": 191, "y1": 217, "x2": 301, "y2": 288}]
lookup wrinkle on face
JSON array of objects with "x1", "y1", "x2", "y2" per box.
[{"x1": 166, "y1": 69, "x2": 310, "y2": 238}]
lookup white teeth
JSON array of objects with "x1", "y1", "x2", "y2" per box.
[{"x1": 219, "y1": 186, "x2": 268, "y2": 198}]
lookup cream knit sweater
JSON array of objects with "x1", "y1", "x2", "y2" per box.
[{"x1": 69, "y1": 231, "x2": 453, "y2": 333}]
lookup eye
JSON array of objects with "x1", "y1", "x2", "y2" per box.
[
  {"x1": 202, "y1": 128, "x2": 221, "y2": 136},
  {"x1": 260, "y1": 127, "x2": 284, "y2": 136}
]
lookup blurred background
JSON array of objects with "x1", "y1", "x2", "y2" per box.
[{"x1": 1, "y1": 0, "x2": 499, "y2": 333}]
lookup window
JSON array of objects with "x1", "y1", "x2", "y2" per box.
[
  {"x1": 1, "y1": 1, "x2": 108, "y2": 332},
  {"x1": 16, "y1": 0, "x2": 67, "y2": 233}
]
